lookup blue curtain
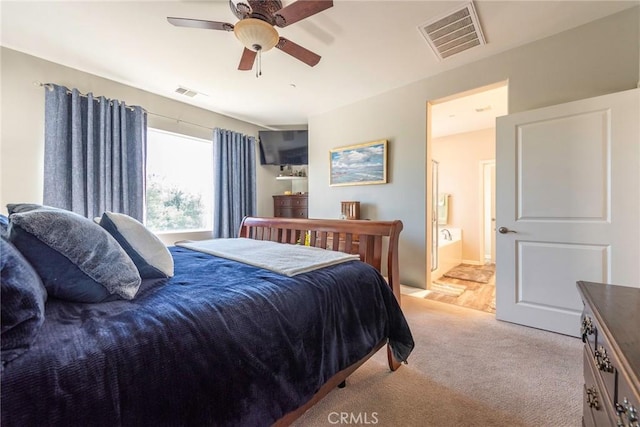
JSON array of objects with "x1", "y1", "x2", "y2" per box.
[
  {"x1": 44, "y1": 84, "x2": 147, "y2": 221},
  {"x1": 213, "y1": 128, "x2": 256, "y2": 238}
]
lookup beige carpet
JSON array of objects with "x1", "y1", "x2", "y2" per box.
[{"x1": 293, "y1": 295, "x2": 582, "y2": 427}]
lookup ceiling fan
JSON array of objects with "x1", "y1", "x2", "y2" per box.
[{"x1": 168, "y1": 0, "x2": 333, "y2": 75}]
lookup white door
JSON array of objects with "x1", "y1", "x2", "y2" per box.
[{"x1": 495, "y1": 88, "x2": 640, "y2": 337}]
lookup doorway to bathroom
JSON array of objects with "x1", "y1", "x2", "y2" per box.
[{"x1": 425, "y1": 82, "x2": 507, "y2": 313}]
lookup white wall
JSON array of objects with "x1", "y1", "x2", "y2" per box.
[
  {"x1": 433, "y1": 128, "x2": 495, "y2": 264},
  {"x1": 309, "y1": 8, "x2": 640, "y2": 288},
  {"x1": 0, "y1": 47, "x2": 287, "y2": 226}
]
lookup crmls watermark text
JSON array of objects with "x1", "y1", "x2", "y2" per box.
[{"x1": 327, "y1": 412, "x2": 379, "y2": 425}]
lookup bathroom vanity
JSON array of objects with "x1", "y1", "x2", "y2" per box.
[{"x1": 577, "y1": 281, "x2": 639, "y2": 427}]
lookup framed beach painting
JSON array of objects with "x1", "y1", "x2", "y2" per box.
[{"x1": 330, "y1": 139, "x2": 388, "y2": 186}]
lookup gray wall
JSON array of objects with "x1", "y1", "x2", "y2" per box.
[
  {"x1": 308, "y1": 8, "x2": 640, "y2": 288},
  {"x1": 0, "y1": 47, "x2": 286, "y2": 224}
]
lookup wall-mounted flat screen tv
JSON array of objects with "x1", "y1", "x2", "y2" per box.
[{"x1": 259, "y1": 130, "x2": 308, "y2": 165}]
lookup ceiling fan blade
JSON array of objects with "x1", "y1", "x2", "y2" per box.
[
  {"x1": 238, "y1": 48, "x2": 257, "y2": 71},
  {"x1": 274, "y1": 0, "x2": 333, "y2": 27},
  {"x1": 276, "y1": 37, "x2": 321, "y2": 67},
  {"x1": 167, "y1": 17, "x2": 234, "y2": 31}
]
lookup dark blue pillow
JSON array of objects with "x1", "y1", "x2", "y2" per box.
[
  {"x1": 8, "y1": 206, "x2": 142, "y2": 303},
  {"x1": 1, "y1": 238, "x2": 47, "y2": 364}
]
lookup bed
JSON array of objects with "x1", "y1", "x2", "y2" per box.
[{"x1": 1, "y1": 213, "x2": 414, "y2": 427}]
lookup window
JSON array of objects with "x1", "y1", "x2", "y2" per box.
[{"x1": 146, "y1": 128, "x2": 213, "y2": 232}]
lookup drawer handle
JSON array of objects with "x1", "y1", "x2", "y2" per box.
[
  {"x1": 581, "y1": 316, "x2": 594, "y2": 343},
  {"x1": 587, "y1": 386, "x2": 600, "y2": 410},
  {"x1": 594, "y1": 345, "x2": 614, "y2": 373},
  {"x1": 616, "y1": 398, "x2": 639, "y2": 427}
]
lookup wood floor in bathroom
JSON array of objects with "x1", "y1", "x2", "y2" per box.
[{"x1": 426, "y1": 264, "x2": 496, "y2": 314}]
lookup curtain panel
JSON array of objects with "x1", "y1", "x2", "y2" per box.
[
  {"x1": 44, "y1": 84, "x2": 147, "y2": 221},
  {"x1": 213, "y1": 128, "x2": 256, "y2": 238}
]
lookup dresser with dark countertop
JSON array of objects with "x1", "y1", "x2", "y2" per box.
[{"x1": 577, "y1": 281, "x2": 639, "y2": 427}]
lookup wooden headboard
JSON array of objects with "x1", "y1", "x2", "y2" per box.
[{"x1": 238, "y1": 216, "x2": 403, "y2": 300}]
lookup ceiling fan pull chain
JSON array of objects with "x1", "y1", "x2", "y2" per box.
[{"x1": 256, "y1": 49, "x2": 262, "y2": 78}]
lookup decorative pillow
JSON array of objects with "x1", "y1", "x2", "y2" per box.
[
  {"x1": 1, "y1": 238, "x2": 47, "y2": 363},
  {"x1": 8, "y1": 207, "x2": 141, "y2": 303},
  {"x1": 98, "y1": 211, "x2": 174, "y2": 278}
]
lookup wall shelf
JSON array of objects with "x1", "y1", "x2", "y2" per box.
[
  {"x1": 276, "y1": 176, "x2": 307, "y2": 181},
  {"x1": 276, "y1": 175, "x2": 308, "y2": 195}
]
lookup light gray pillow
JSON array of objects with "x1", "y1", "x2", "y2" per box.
[{"x1": 98, "y1": 211, "x2": 174, "y2": 279}]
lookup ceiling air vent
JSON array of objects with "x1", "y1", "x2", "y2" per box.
[
  {"x1": 418, "y1": 1, "x2": 486, "y2": 60},
  {"x1": 174, "y1": 86, "x2": 199, "y2": 98}
]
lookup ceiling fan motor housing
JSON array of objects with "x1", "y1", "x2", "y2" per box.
[{"x1": 231, "y1": 1, "x2": 284, "y2": 25}]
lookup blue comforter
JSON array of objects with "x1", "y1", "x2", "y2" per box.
[{"x1": 1, "y1": 247, "x2": 414, "y2": 426}]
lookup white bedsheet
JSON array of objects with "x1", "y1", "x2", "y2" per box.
[{"x1": 176, "y1": 238, "x2": 360, "y2": 277}]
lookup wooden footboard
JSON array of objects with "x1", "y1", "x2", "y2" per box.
[{"x1": 238, "y1": 216, "x2": 404, "y2": 426}]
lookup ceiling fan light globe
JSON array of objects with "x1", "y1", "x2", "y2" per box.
[{"x1": 234, "y1": 18, "x2": 279, "y2": 52}]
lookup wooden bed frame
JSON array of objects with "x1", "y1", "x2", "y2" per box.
[{"x1": 238, "y1": 216, "x2": 404, "y2": 426}]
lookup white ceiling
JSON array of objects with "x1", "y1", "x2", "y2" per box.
[
  {"x1": 431, "y1": 83, "x2": 508, "y2": 138},
  {"x1": 1, "y1": 1, "x2": 636, "y2": 129}
]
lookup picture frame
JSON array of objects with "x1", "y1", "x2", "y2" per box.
[{"x1": 329, "y1": 139, "x2": 388, "y2": 186}]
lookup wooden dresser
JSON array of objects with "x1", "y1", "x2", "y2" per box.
[
  {"x1": 273, "y1": 194, "x2": 308, "y2": 219},
  {"x1": 577, "y1": 281, "x2": 639, "y2": 427}
]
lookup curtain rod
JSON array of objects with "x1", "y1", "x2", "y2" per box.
[
  {"x1": 146, "y1": 111, "x2": 215, "y2": 131},
  {"x1": 35, "y1": 81, "x2": 216, "y2": 131},
  {"x1": 35, "y1": 81, "x2": 141, "y2": 113}
]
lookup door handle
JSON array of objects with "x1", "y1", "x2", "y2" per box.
[{"x1": 498, "y1": 226, "x2": 517, "y2": 234}]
